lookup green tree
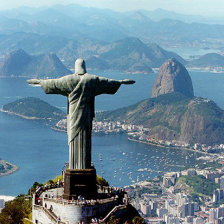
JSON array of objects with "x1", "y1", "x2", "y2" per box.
[
  {"x1": 108, "y1": 215, "x2": 121, "y2": 224},
  {"x1": 132, "y1": 216, "x2": 145, "y2": 224},
  {"x1": 28, "y1": 181, "x2": 43, "y2": 195},
  {"x1": 97, "y1": 175, "x2": 109, "y2": 186},
  {"x1": 0, "y1": 195, "x2": 31, "y2": 224}
]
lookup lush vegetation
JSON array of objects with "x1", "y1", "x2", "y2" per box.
[
  {"x1": 0, "y1": 195, "x2": 32, "y2": 224},
  {"x1": 179, "y1": 175, "x2": 218, "y2": 196},
  {"x1": 96, "y1": 92, "x2": 224, "y2": 145},
  {"x1": 96, "y1": 175, "x2": 109, "y2": 186},
  {"x1": 0, "y1": 173, "x2": 114, "y2": 223},
  {"x1": 3, "y1": 97, "x2": 66, "y2": 123},
  {"x1": 134, "y1": 186, "x2": 162, "y2": 197},
  {"x1": 196, "y1": 162, "x2": 222, "y2": 170},
  {"x1": 107, "y1": 205, "x2": 145, "y2": 224}
]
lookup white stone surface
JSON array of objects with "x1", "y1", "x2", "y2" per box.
[{"x1": 33, "y1": 197, "x2": 118, "y2": 224}]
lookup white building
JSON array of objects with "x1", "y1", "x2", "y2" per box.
[
  {"x1": 0, "y1": 199, "x2": 5, "y2": 213},
  {"x1": 157, "y1": 207, "x2": 168, "y2": 217},
  {"x1": 164, "y1": 215, "x2": 180, "y2": 224},
  {"x1": 193, "y1": 217, "x2": 205, "y2": 224}
]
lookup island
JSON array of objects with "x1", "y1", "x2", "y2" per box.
[
  {"x1": 1, "y1": 97, "x2": 66, "y2": 125},
  {"x1": 0, "y1": 159, "x2": 18, "y2": 177}
]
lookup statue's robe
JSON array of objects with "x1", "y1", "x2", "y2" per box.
[{"x1": 41, "y1": 73, "x2": 121, "y2": 169}]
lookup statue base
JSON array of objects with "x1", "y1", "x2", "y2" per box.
[{"x1": 63, "y1": 167, "x2": 97, "y2": 200}]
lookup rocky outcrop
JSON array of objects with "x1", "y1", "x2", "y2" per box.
[
  {"x1": 152, "y1": 58, "x2": 194, "y2": 98},
  {"x1": 0, "y1": 49, "x2": 71, "y2": 78},
  {"x1": 96, "y1": 60, "x2": 224, "y2": 146}
]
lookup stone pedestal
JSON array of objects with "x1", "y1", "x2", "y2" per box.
[{"x1": 63, "y1": 167, "x2": 97, "y2": 200}]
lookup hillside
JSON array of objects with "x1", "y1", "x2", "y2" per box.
[
  {"x1": 2, "y1": 97, "x2": 66, "y2": 124},
  {"x1": 96, "y1": 93, "x2": 224, "y2": 146},
  {"x1": 96, "y1": 38, "x2": 185, "y2": 72},
  {"x1": 188, "y1": 53, "x2": 224, "y2": 67},
  {"x1": 0, "y1": 49, "x2": 71, "y2": 77},
  {"x1": 0, "y1": 37, "x2": 185, "y2": 74}
]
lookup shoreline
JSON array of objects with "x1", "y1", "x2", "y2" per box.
[
  {"x1": 0, "y1": 109, "x2": 212, "y2": 155},
  {"x1": 127, "y1": 137, "x2": 208, "y2": 155},
  {"x1": 0, "y1": 109, "x2": 45, "y2": 120},
  {"x1": 0, "y1": 160, "x2": 19, "y2": 177},
  {"x1": 51, "y1": 126, "x2": 66, "y2": 133}
]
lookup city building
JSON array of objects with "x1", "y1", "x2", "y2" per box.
[
  {"x1": 0, "y1": 199, "x2": 5, "y2": 213},
  {"x1": 163, "y1": 172, "x2": 178, "y2": 187},
  {"x1": 213, "y1": 189, "x2": 224, "y2": 203}
]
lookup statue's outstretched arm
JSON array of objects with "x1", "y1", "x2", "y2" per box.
[
  {"x1": 119, "y1": 79, "x2": 135, "y2": 85},
  {"x1": 95, "y1": 76, "x2": 135, "y2": 96},
  {"x1": 27, "y1": 75, "x2": 73, "y2": 96},
  {"x1": 27, "y1": 79, "x2": 42, "y2": 85}
]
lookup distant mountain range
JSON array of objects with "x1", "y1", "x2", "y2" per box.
[
  {"x1": 0, "y1": 40, "x2": 223, "y2": 77},
  {"x1": 0, "y1": 4, "x2": 223, "y2": 49},
  {"x1": 187, "y1": 53, "x2": 224, "y2": 67},
  {"x1": 0, "y1": 5, "x2": 223, "y2": 74},
  {"x1": 0, "y1": 38, "x2": 186, "y2": 75},
  {"x1": 132, "y1": 8, "x2": 224, "y2": 24},
  {"x1": 0, "y1": 49, "x2": 71, "y2": 77},
  {"x1": 85, "y1": 38, "x2": 185, "y2": 73}
]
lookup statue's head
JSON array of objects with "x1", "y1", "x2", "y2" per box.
[{"x1": 75, "y1": 58, "x2": 87, "y2": 75}]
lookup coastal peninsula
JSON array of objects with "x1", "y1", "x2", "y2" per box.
[{"x1": 96, "y1": 59, "x2": 224, "y2": 152}]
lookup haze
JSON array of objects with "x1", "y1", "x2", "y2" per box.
[{"x1": 0, "y1": 0, "x2": 224, "y2": 17}]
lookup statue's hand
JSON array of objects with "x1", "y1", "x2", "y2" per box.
[
  {"x1": 121, "y1": 79, "x2": 135, "y2": 85},
  {"x1": 27, "y1": 79, "x2": 41, "y2": 85}
]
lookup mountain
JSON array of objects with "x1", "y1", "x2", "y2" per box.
[
  {"x1": 0, "y1": 32, "x2": 104, "y2": 69},
  {"x1": 96, "y1": 60, "x2": 224, "y2": 146},
  {"x1": 136, "y1": 8, "x2": 224, "y2": 24},
  {"x1": 152, "y1": 58, "x2": 194, "y2": 98},
  {"x1": 0, "y1": 49, "x2": 71, "y2": 77},
  {"x1": 0, "y1": 4, "x2": 224, "y2": 48},
  {"x1": 94, "y1": 37, "x2": 185, "y2": 72},
  {"x1": 0, "y1": 5, "x2": 127, "y2": 42},
  {"x1": 96, "y1": 93, "x2": 224, "y2": 146},
  {"x1": 85, "y1": 56, "x2": 110, "y2": 70},
  {"x1": 0, "y1": 36, "x2": 185, "y2": 73},
  {"x1": 2, "y1": 97, "x2": 66, "y2": 124},
  {"x1": 188, "y1": 53, "x2": 224, "y2": 67}
]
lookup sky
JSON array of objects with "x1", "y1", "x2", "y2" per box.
[{"x1": 0, "y1": 0, "x2": 223, "y2": 17}]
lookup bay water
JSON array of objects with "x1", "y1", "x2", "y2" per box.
[{"x1": 0, "y1": 70, "x2": 224, "y2": 195}]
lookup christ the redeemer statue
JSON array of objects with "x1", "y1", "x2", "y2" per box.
[{"x1": 27, "y1": 58, "x2": 135, "y2": 170}]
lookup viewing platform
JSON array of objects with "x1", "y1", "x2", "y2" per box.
[{"x1": 32, "y1": 183, "x2": 128, "y2": 224}]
